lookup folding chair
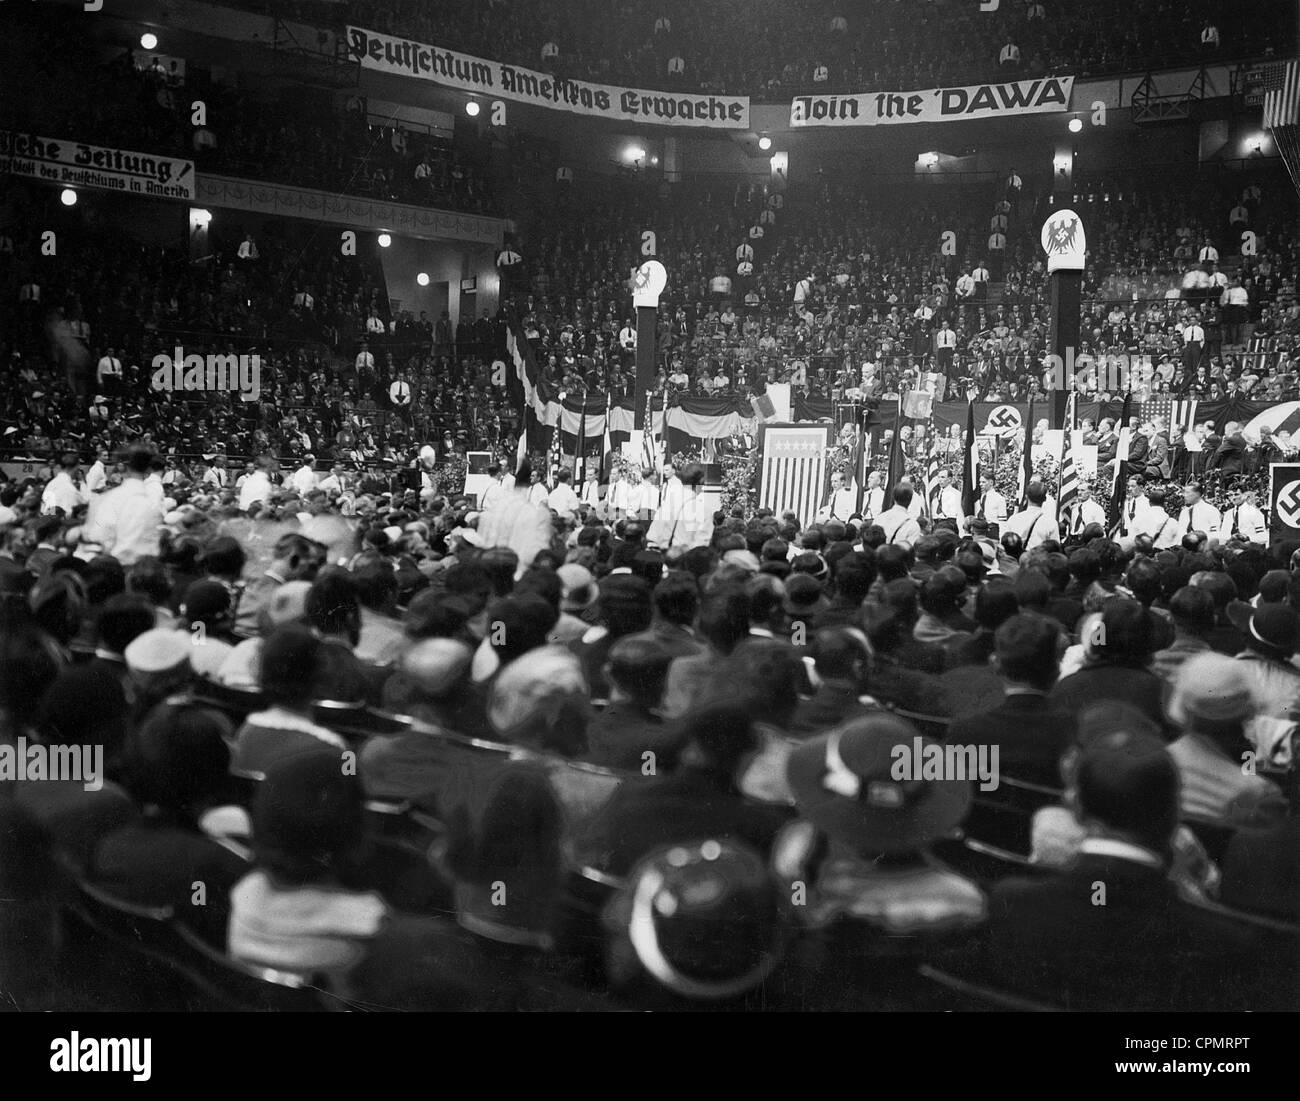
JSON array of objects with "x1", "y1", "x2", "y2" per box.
[{"x1": 917, "y1": 964, "x2": 1063, "y2": 1012}]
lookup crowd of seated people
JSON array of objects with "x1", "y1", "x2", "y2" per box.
[
  {"x1": 243, "y1": 0, "x2": 1291, "y2": 100},
  {"x1": 1, "y1": 439, "x2": 1297, "y2": 1011},
  {"x1": 512, "y1": 164, "x2": 1299, "y2": 406},
  {"x1": 0, "y1": 13, "x2": 498, "y2": 216}
]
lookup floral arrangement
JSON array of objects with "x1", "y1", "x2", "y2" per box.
[{"x1": 720, "y1": 451, "x2": 758, "y2": 516}]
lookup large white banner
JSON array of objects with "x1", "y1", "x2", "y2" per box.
[
  {"x1": 347, "y1": 25, "x2": 749, "y2": 129},
  {"x1": 0, "y1": 130, "x2": 195, "y2": 200},
  {"x1": 789, "y1": 76, "x2": 1074, "y2": 128}
]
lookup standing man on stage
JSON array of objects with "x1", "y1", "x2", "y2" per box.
[
  {"x1": 647, "y1": 462, "x2": 684, "y2": 545},
  {"x1": 972, "y1": 471, "x2": 1007, "y2": 527},
  {"x1": 1116, "y1": 477, "x2": 1151, "y2": 538},
  {"x1": 817, "y1": 471, "x2": 857, "y2": 522},
  {"x1": 929, "y1": 467, "x2": 965, "y2": 532},
  {"x1": 1173, "y1": 480, "x2": 1221, "y2": 545},
  {"x1": 1221, "y1": 481, "x2": 1267, "y2": 544},
  {"x1": 580, "y1": 466, "x2": 602, "y2": 514},
  {"x1": 863, "y1": 470, "x2": 885, "y2": 520}
]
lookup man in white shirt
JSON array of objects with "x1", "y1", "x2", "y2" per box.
[
  {"x1": 1133, "y1": 489, "x2": 1180, "y2": 549},
  {"x1": 82, "y1": 445, "x2": 164, "y2": 565},
  {"x1": 875, "y1": 487, "x2": 923, "y2": 549},
  {"x1": 41, "y1": 453, "x2": 86, "y2": 516},
  {"x1": 291, "y1": 455, "x2": 317, "y2": 497},
  {"x1": 1003, "y1": 482, "x2": 1056, "y2": 550},
  {"x1": 202, "y1": 456, "x2": 229, "y2": 491},
  {"x1": 929, "y1": 467, "x2": 965, "y2": 530},
  {"x1": 1116, "y1": 479, "x2": 1152, "y2": 537},
  {"x1": 1198, "y1": 239, "x2": 1219, "y2": 264},
  {"x1": 972, "y1": 472, "x2": 1007, "y2": 525},
  {"x1": 935, "y1": 323, "x2": 957, "y2": 374},
  {"x1": 955, "y1": 270, "x2": 976, "y2": 299},
  {"x1": 547, "y1": 469, "x2": 580, "y2": 519},
  {"x1": 863, "y1": 470, "x2": 885, "y2": 519},
  {"x1": 647, "y1": 463, "x2": 685, "y2": 544},
  {"x1": 1174, "y1": 480, "x2": 1220, "y2": 545},
  {"x1": 1064, "y1": 485, "x2": 1107, "y2": 536},
  {"x1": 238, "y1": 456, "x2": 275, "y2": 512},
  {"x1": 317, "y1": 463, "x2": 347, "y2": 497},
  {"x1": 971, "y1": 261, "x2": 991, "y2": 300},
  {"x1": 1181, "y1": 318, "x2": 1205, "y2": 372},
  {"x1": 96, "y1": 348, "x2": 123, "y2": 393},
  {"x1": 618, "y1": 320, "x2": 637, "y2": 356},
  {"x1": 1220, "y1": 484, "x2": 1267, "y2": 544},
  {"x1": 479, "y1": 463, "x2": 509, "y2": 512},
  {"x1": 355, "y1": 341, "x2": 375, "y2": 374},
  {"x1": 580, "y1": 467, "x2": 602, "y2": 512},
  {"x1": 817, "y1": 471, "x2": 857, "y2": 522},
  {"x1": 526, "y1": 469, "x2": 550, "y2": 507},
  {"x1": 84, "y1": 449, "x2": 110, "y2": 495}
]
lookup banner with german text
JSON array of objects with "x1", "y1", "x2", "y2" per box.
[
  {"x1": 0, "y1": 130, "x2": 195, "y2": 200},
  {"x1": 347, "y1": 26, "x2": 749, "y2": 129}
]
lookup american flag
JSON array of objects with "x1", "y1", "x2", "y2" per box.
[
  {"x1": 1262, "y1": 60, "x2": 1300, "y2": 193},
  {"x1": 1261, "y1": 60, "x2": 1300, "y2": 131},
  {"x1": 759, "y1": 425, "x2": 835, "y2": 525},
  {"x1": 924, "y1": 439, "x2": 943, "y2": 518},
  {"x1": 1141, "y1": 397, "x2": 1199, "y2": 438},
  {"x1": 640, "y1": 390, "x2": 659, "y2": 475},
  {"x1": 1058, "y1": 393, "x2": 1079, "y2": 534}
]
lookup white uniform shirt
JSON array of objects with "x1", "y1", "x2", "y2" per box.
[
  {"x1": 41, "y1": 472, "x2": 86, "y2": 516},
  {"x1": 1174, "y1": 500, "x2": 1221, "y2": 543},
  {"x1": 876, "y1": 505, "x2": 922, "y2": 549},
  {"x1": 84, "y1": 478, "x2": 163, "y2": 565},
  {"x1": 1221, "y1": 502, "x2": 1267, "y2": 543}
]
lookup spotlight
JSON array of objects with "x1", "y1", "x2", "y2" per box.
[
  {"x1": 465, "y1": 100, "x2": 481, "y2": 117},
  {"x1": 624, "y1": 145, "x2": 646, "y2": 163},
  {"x1": 758, "y1": 135, "x2": 772, "y2": 151},
  {"x1": 140, "y1": 32, "x2": 158, "y2": 50},
  {"x1": 1068, "y1": 117, "x2": 1083, "y2": 133},
  {"x1": 650, "y1": 156, "x2": 659, "y2": 165},
  {"x1": 377, "y1": 233, "x2": 392, "y2": 248},
  {"x1": 60, "y1": 188, "x2": 77, "y2": 207},
  {"x1": 417, "y1": 272, "x2": 430, "y2": 286}
]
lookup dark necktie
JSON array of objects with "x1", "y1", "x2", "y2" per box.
[{"x1": 979, "y1": 494, "x2": 987, "y2": 518}]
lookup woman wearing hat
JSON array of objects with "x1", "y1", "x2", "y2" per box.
[{"x1": 773, "y1": 713, "x2": 985, "y2": 1002}]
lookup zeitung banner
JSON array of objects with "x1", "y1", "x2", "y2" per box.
[
  {"x1": 789, "y1": 76, "x2": 1074, "y2": 127},
  {"x1": 0, "y1": 130, "x2": 195, "y2": 200},
  {"x1": 347, "y1": 25, "x2": 750, "y2": 129}
]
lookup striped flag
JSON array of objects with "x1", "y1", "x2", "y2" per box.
[
  {"x1": 924, "y1": 441, "x2": 942, "y2": 518},
  {"x1": 758, "y1": 425, "x2": 834, "y2": 525},
  {"x1": 641, "y1": 390, "x2": 658, "y2": 475},
  {"x1": 1058, "y1": 439, "x2": 1080, "y2": 537},
  {"x1": 573, "y1": 401, "x2": 588, "y2": 482},
  {"x1": 1261, "y1": 60, "x2": 1299, "y2": 131},
  {"x1": 1142, "y1": 397, "x2": 1199, "y2": 438}
]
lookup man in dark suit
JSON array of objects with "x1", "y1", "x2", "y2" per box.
[
  {"x1": 789, "y1": 627, "x2": 879, "y2": 739},
  {"x1": 948, "y1": 613, "x2": 1077, "y2": 788},
  {"x1": 1208, "y1": 422, "x2": 1248, "y2": 475},
  {"x1": 954, "y1": 727, "x2": 1260, "y2": 1010},
  {"x1": 1049, "y1": 599, "x2": 1166, "y2": 729},
  {"x1": 575, "y1": 703, "x2": 792, "y2": 876}
]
